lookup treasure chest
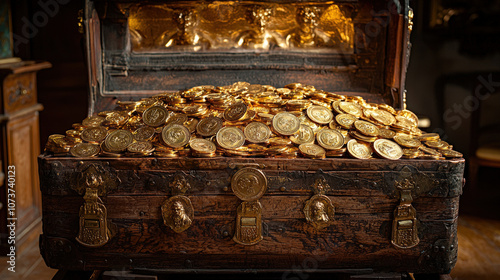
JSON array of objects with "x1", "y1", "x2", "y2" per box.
[{"x1": 38, "y1": 0, "x2": 465, "y2": 277}]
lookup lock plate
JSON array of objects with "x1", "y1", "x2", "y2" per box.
[{"x1": 391, "y1": 179, "x2": 420, "y2": 249}]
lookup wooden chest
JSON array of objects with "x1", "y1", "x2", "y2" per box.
[{"x1": 38, "y1": 0, "x2": 465, "y2": 277}]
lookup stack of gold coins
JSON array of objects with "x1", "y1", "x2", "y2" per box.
[{"x1": 44, "y1": 82, "x2": 463, "y2": 160}]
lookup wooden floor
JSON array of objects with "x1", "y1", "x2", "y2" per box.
[{"x1": 0, "y1": 215, "x2": 498, "y2": 280}]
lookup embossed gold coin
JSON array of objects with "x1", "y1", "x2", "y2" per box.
[
  {"x1": 231, "y1": 167, "x2": 267, "y2": 201},
  {"x1": 307, "y1": 105, "x2": 333, "y2": 125},
  {"x1": 244, "y1": 122, "x2": 271, "y2": 144},
  {"x1": 133, "y1": 126, "x2": 155, "y2": 141},
  {"x1": 82, "y1": 115, "x2": 105, "y2": 127},
  {"x1": 354, "y1": 120, "x2": 380, "y2": 137},
  {"x1": 189, "y1": 138, "x2": 216, "y2": 154},
  {"x1": 378, "y1": 128, "x2": 397, "y2": 139},
  {"x1": 70, "y1": 143, "x2": 100, "y2": 157},
  {"x1": 373, "y1": 139, "x2": 403, "y2": 160},
  {"x1": 142, "y1": 106, "x2": 168, "y2": 127},
  {"x1": 224, "y1": 102, "x2": 248, "y2": 121},
  {"x1": 162, "y1": 124, "x2": 191, "y2": 148},
  {"x1": 290, "y1": 124, "x2": 315, "y2": 145},
  {"x1": 299, "y1": 143, "x2": 326, "y2": 159},
  {"x1": 440, "y1": 149, "x2": 463, "y2": 158},
  {"x1": 335, "y1": 114, "x2": 357, "y2": 129},
  {"x1": 272, "y1": 112, "x2": 301, "y2": 136},
  {"x1": 216, "y1": 126, "x2": 245, "y2": 150},
  {"x1": 370, "y1": 109, "x2": 396, "y2": 126},
  {"x1": 347, "y1": 139, "x2": 372, "y2": 159},
  {"x1": 316, "y1": 129, "x2": 344, "y2": 150},
  {"x1": 419, "y1": 146, "x2": 442, "y2": 157},
  {"x1": 394, "y1": 135, "x2": 421, "y2": 148},
  {"x1": 127, "y1": 141, "x2": 154, "y2": 154},
  {"x1": 166, "y1": 113, "x2": 188, "y2": 125},
  {"x1": 197, "y1": 116, "x2": 223, "y2": 137},
  {"x1": 81, "y1": 127, "x2": 108, "y2": 143},
  {"x1": 104, "y1": 129, "x2": 133, "y2": 152},
  {"x1": 338, "y1": 101, "x2": 363, "y2": 117}
]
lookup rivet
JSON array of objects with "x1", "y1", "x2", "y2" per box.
[
  {"x1": 280, "y1": 186, "x2": 286, "y2": 192},
  {"x1": 129, "y1": 259, "x2": 133, "y2": 263},
  {"x1": 222, "y1": 186, "x2": 229, "y2": 192},
  {"x1": 223, "y1": 231, "x2": 229, "y2": 237},
  {"x1": 139, "y1": 211, "x2": 145, "y2": 216}
]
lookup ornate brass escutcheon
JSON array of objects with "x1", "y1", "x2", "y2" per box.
[
  {"x1": 392, "y1": 179, "x2": 420, "y2": 249},
  {"x1": 303, "y1": 177, "x2": 335, "y2": 229},
  {"x1": 231, "y1": 167, "x2": 267, "y2": 245},
  {"x1": 161, "y1": 174, "x2": 194, "y2": 233},
  {"x1": 76, "y1": 187, "x2": 110, "y2": 247}
]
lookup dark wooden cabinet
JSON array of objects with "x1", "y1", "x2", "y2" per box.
[{"x1": 0, "y1": 61, "x2": 50, "y2": 255}]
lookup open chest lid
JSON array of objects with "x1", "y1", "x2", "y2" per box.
[{"x1": 84, "y1": 0, "x2": 412, "y2": 114}]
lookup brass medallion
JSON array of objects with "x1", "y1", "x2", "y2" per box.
[
  {"x1": 70, "y1": 143, "x2": 100, "y2": 158},
  {"x1": 307, "y1": 105, "x2": 333, "y2": 124},
  {"x1": 316, "y1": 129, "x2": 344, "y2": 150},
  {"x1": 272, "y1": 112, "x2": 301, "y2": 136},
  {"x1": 142, "y1": 106, "x2": 168, "y2": 127},
  {"x1": 162, "y1": 124, "x2": 191, "y2": 148},
  {"x1": 133, "y1": 126, "x2": 156, "y2": 141},
  {"x1": 81, "y1": 127, "x2": 108, "y2": 143},
  {"x1": 335, "y1": 114, "x2": 357, "y2": 129},
  {"x1": 224, "y1": 102, "x2": 248, "y2": 121},
  {"x1": 244, "y1": 122, "x2": 271, "y2": 144},
  {"x1": 216, "y1": 126, "x2": 245, "y2": 150},
  {"x1": 82, "y1": 115, "x2": 105, "y2": 127},
  {"x1": 104, "y1": 129, "x2": 134, "y2": 152},
  {"x1": 354, "y1": 120, "x2": 380, "y2": 137},
  {"x1": 394, "y1": 135, "x2": 421, "y2": 148},
  {"x1": 347, "y1": 139, "x2": 372, "y2": 159},
  {"x1": 373, "y1": 139, "x2": 403, "y2": 160},
  {"x1": 231, "y1": 167, "x2": 267, "y2": 201},
  {"x1": 290, "y1": 124, "x2": 315, "y2": 145},
  {"x1": 298, "y1": 143, "x2": 326, "y2": 159},
  {"x1": 233, "y1": 201, "x2": 263, "y2": 246},
  {"x1": 196, "y1": 116, "x2": 223, "y2": 137},
  {"x1": 161, "y1": 195, "x2": 194, "y2": 233},
  {"x1": 127, "y1": 141, "x2": 154, "y2": 154},
  {"x1": 189, "y1": 138, "x2": 216, "y2": 154},
  {"x1": 303, "y1": 194, "x2": 335, "y2": 230},
  {"x1": 370, "y1": 109, "x2": 396, "y2": 126}
]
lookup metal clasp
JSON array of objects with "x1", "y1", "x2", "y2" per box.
[
  {"x1": 161, "y1": 174, "x2": 194, "y2": 233},
  {"x1": 392, "y1": 179, "x2": 420, "y2": 249},
  {"x1": 76, "y1": 187, "x2": 110, "y2": 247},
  {"x1": 303, "y1": 177, "x2": 335, "y2": 230}
]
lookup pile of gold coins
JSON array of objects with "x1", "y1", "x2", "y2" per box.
[{"x1": 45, "y1": 82, "x2": 463, "y2": 160}]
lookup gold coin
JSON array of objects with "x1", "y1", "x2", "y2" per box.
[
  {"x1": 127, "y1": 141, "x2": 154, "y2": 154},
  {"x1": 81, "y1": 127, "x2": 108, "y2": 143},
  {"x1": 244, "y1": 122, "x2": 271, "y2": 144},
  {"x1": 82, "y1": 115, "x2": 105, "y2": 127},
  {"x1": 425, "y1": 140, "x2": 447, "y2": 149},
  {"x1": 162, "y1": 124, "x2": 191, "y2": 148},
  {"x1": 354, "y1": 120, "x2": 380, "y2": 137},
  {"x1": 350, "y1": 131, "x2": 377, "y2": 143},
  {"x1": 103, "y1": 111, "x2": 130, "y2": 127},
  {"x1": 440, "y1": 149, "x2": 463, "y2": 158},
  {"x1": 66, "y1": 130, "x2": 81, "y2": 138},
  {"x1": 224, "y1": 102, "x2": 248, "y2": 121},
  {"x1": 373, "y1": 139, "x2": 403, "y2": 160},
  {"x1": 184, "y1": 118, "x2": 199, "y2": 133},
  {"x1": 416, "y1": 133, "x2": 440, "y2": 141},
  {"x1": 338, "y1": 101, "x2": 363, "y2": 117},
  {"x1": 190, "y1": 138, "x2": 216, "y2": 154},
  {"x1": 104, "y1": 129, "x2": 134, "y2": 152},
  {"x1": 142, "y1": 106, "x2": 168, "y2": 127},
  {"x1": 216, "y1": 126, "x2": 245, "y2": 150},
  {"x1": 299, "y1": 143, "x2": 326, "y2": 159},
  {"x1": 394, "y1": 135, "x2": 421, "y2": 148},
  {"x1": 196, "y1": 116, "x2": 223, "y2": 137},
  {"x1": 378, "y1": 128, "x2": 396, "y2": 139},
  {"x1": 231, "y1": 167, "x2": 267, "y2": 201},
  {"x1": 272, "y1": 112, "x2": 300, "y2": 136},
  {"x1": 370, "y1": 109, "x2": 396, "y2": 126},
  {"x1": 335, "y1": 114, "x2": 357, "y2": 129},
  {"x1": 419, "y1": 146, "x2": 442, "y2": 157},
  {"x1": 290, "y1": 124, "x2": 315, "y2": 145},
  {"x1": 133, "y1": 126, "x2": 156, "y2": 141},
  {"x1": 70, "y1": 143, "x2": 100, "y2": 157},
  {"x1": 347, "y1": 139, "x2": 372, "y2": 159},
  {"x1": 316, "y1": 129, "x2": 344, "y2": 150},
  {"x1": 166, "y1": 113, "x2": 188, "y2": 125},
  {"x1": 268, "y1": 137, "x2": 292, "y2": 146},
  {"x1": 306, "y1": 105, "x2": 333, "y2": 125}
]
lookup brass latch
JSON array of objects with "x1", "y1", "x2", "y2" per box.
[
  {"x1": 76, "y1": 175, "x2": 110, "y2": 247},
  {"x1": 161, "y1": 174, "x2": 194, "y2": 233},
  {"x1": 392, "y1": 179, "x2": 420, "y2": 249},
  {"x1": 303, "y1": 177, "x2": 335, "y2": 230},
  {"x1": 231, "y1": 167, "x2": 267, "y2": 245}
]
